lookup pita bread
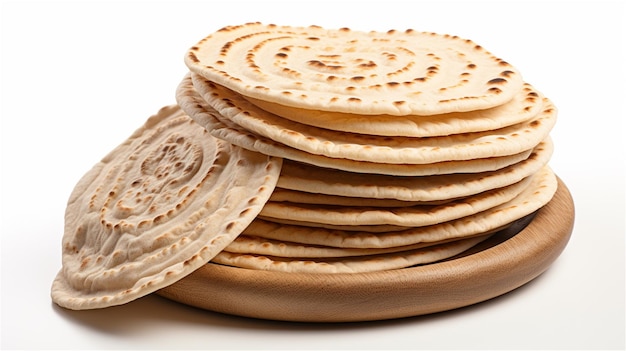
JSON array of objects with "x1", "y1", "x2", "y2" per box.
[
  {"x1": 185, "y1": 23, "x2": 524, "y2": 116},
  {"x1": 223, "y1": 234, "x2": 484, "y2": 258},
  {"x1": 51, "y1": 105, "x2": 282, "y2": 310},
  {"x1": 256, "y1": 217, "x2": 410, "y2": 233},
  {"x1": 192, "y1": 74, "x2": 552, "y2": 164},
  {"x1": 269, "y1": 187, "x2": 455, "y2": 207},
  {"x1": 177, "y1": 74, "x2": 534, "y2": 175},
  {"x1": 244, "y1": 166, "x2": 557, "y2": 248},
  {"x1": 278, "y1": 138, "x2": 552, "y2": 202},
  {"x1": 259, "y1": 174, "x2": 532, "y2": 227},
  {"x1": 212, "y1": 235, "x2": 491, "y2": 273},
  {"x1": 243, "y1": 83, "x2": 544, "y2": 136}
]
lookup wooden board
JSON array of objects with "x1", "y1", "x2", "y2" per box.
[{"x1": 157, "y1": 177, "x2": 574, "y2": 322}]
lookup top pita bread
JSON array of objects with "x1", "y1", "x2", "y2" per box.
[
  {"x1": 243, "y1": 82, "x2": 542, "y2": 137},
  {"x1": 185, "y1": 22, "x2": 524, "y2": 116},
  {"x1": 51, "y1": 105, "x2": 282, "y2": 310}
]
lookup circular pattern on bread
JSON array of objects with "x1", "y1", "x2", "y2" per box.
[{"x1": 51, "y1": 106, "x2": 282, "y2": 309}]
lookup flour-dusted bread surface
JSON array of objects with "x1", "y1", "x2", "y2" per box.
[
  {"x1": 51, "y1": 106, "x2": 282, "y2": 310},
  {"x1": 185, "y1": 22, "x2": 524, "y2": 116}
]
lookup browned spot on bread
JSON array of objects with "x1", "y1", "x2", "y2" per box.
[
  {"x1": 358, "y1": 61, "x2": 377, "y2": 69},
  {"x1": 488, "y1": 78, "x2": 507, "y2": 84},
  {"x1": 80, "y1": 257, "x2": 90, "y2": 270},
  {"x1": 187, "y1": 52, "x2": 200, "y2": 63},
  {"x1": 153, "y1": 214, "x2": 165, "y2": 224},
  {"x1": 183, "y1": 254, "x2": 199, "y2": 266}
]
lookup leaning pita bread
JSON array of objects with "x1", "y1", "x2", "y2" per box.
[
  {"x1": 51, "y1": 105, "x2": 282, "y2": 310},
  {"x1": 243, "y1": 83, "x2": 544, "y2": 136},
  {"x1": 177, "y1": 74, "x2": 533, "y2": 176},
  {"x1": 185, "y1": 22, "x2": 524, "y2": 116},
  {"x1": 245, "y1": 166, "x2": 557, "y2": 249},
  {"x1": 259, "y1": 174, "x2": 532, "y2": 227},
  {"x1": 212, "y1": 234, "x2": 491, "y2": 274},
  {"x1": 192, "y1": 74, "x2": 552, "y2": 164},
  {"x1": 278, "y1": 137, "x2": 553, "y2": 202}
]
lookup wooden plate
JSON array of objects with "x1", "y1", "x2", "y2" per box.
[{"x1": 157, "y1": 177, "x2": 574, "y2": 322}]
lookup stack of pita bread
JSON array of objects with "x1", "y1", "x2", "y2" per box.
[{"x1": 52, "y1": 23, "x2": 558, "y2": 310}]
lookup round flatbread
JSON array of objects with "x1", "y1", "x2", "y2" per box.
[
  {"x1": 243, "y1": 83, "x2": 544, "y2": 137},
  {"x1": 177, "y1": 74, "x2": 534, "y2": 176},
  {"x1": 269, "y1": 187, "x2": 455, "y2": 207},
  {"x1": 212, "y1": 235, "x2": 491, "y2": 273},
  {"x1": 185, "y1": 22, "x2": 524, "y2": 116},
  {"x1": 277, "y1": 137, "x2": 553, "y2": 202},
  {"x1": 259, "y1": 174, "x2": 532, "y2": 227},
  {"x1": 223, "y1": 234, "x2": 479, "y2": 258},
  {"x1": 192, "y1": 74, "x2": 550, "y2": 164},
  {"x1": 244, "y1": 166, "x2": 557, "y2": 248},
  {"x1": 255, "y1": 217, "x2": 410, "y2": 233},
  {"x1": 51, "y1": 105, "x2": 282, "y2": 310}
]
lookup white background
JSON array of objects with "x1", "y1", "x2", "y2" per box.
[{"x1": 1, "y1": 0, "x2": 624, "y2": 349}]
